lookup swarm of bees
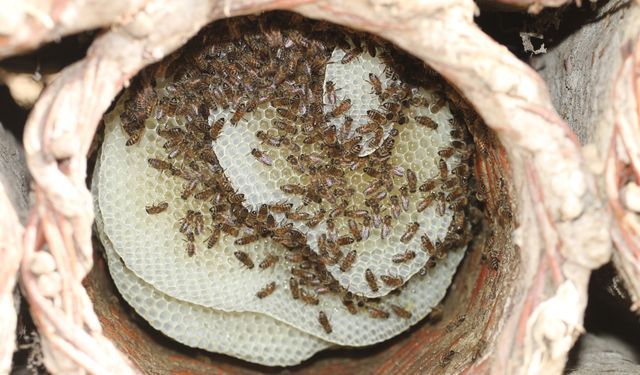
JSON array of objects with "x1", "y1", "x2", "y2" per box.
[{"x1": 96, "y1": 12, "x2": 479, "y2": 365}]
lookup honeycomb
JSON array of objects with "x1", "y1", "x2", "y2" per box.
[
  {"x1": 93, "y1": 165, "x2": 332, "y2": 366},
  {"x1": 92, "y1": 14, "x2": 475, "y2": 365},
  {"x1": 96, "y1": 114, "x2": 465, "y2": 345}
]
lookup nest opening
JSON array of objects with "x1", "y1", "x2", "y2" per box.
[{"x1": 84, "y1": 12, "x2": 520, "y2": 373}]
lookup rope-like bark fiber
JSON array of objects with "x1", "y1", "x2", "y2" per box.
[{"x1": 0, "y1": 0, "x2": 613, "y2": 374}]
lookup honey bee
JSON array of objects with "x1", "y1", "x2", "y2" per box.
[
  {"x1": 181, "y1": 180, "x2": 198, "y2": 200},
  {"x1": 436, "y1": 192, "x2": 446, "y2": 216},
  {"x1": 336, "y1": 236, "x2": 354, "y2": 246},
  {"x1": 251, "y1": 148, "x2": 273, "y2": 166},
  {"x1": 289, "y1": 277, "x2": 300, "y2": 299},
  {"x1": 325, "y1": 80, "x2": 339, "y2": 105},
  {"x1": 180, "y1": 210, "x2": 204, "y2": 236},
  {"x1": 286, "y1": 155, "x2": 305, "y2": 173},
  {"x1": 431, "y1": 96, "x2": 447, "y2": 113},
  {"x1": 368, "y1": 306, "x2": 390, "y2": 319},
  {"x1": 421, "y1": 234, "x2": 435, "y2": 255},
  {"x1": 329, "y1": 99, "x2": 351, "y2": 118},
  {"x1": 438, "y1": 158, "x2": 448, "y2": 179},
  {"x1": 361, "y1": 215, "x2": 371, "y2": 240},
  {"x1": 206, "y1": 118, "x2": 223, "y2": 140},
  {"x1": 366, "y1": 109, "x2": 386, "y2": 125},
  {"x1": 392, "y1": 250, "x2": 416, "y2": 263},
  {"x1": 273, "y1": 119, "x2": 298, "y2": 135},
  {"x1": 256, "y1": 130, "x2": 283, "y2": 147},
  {"x1": 147, "y1": 158, "x2": 173, "y2": 172},
  {"x1": 268, "y1": 201, "x2": 293, "y2": 213},
  {"x1": 438, "y1": 147, "x2": 455, "y2": 158},
  {"x1": 399, "y1": 186, "x2": 410, "y2": 211},
  {"x1": 356, "y1": 121, "x2": 380, "y2": 135},
  {"x1": 389, "y1": 195, "x2": 401, "y2": 218},
  {"x1": 417, "y1": 192, "x2": 437, "y2": 213},
  {"x1": 380, "y1": 274, "x2": 403, "y2": 287},
  {"x1": 365, "y1": 268, "x2": 378, "y2": 292},
  {"x1": 256, "y1": 281, "x2": 277, "y2": 299},
  {"x1": 400, "y1": 222, "x2": 419, "y2": 243},
  {"x1": 125, "y1": 129, "x2": 144, "y2": 146},
  {"x1": 347, "y1": 219, "x2": 362, "y2": 241},
  {"x1": 276, "y1": 107, "x2": 298, "y2": 121},
  {"x1": 367, "y1": 127, "x2": 384, "y2": 148},
  {"x1": 205, "y1": 224, "x2": 221, "y2": 248},
  {"x1": 306, "y1": 208, "x2": 326, "y2": 228},
  {"x1": 452, "y1": 164, "x2": 470, "y2": 178},
  {"x1": 406, "y1": 169, "x2": 417, "y2": 193},
  {"x1": 318, "y1": 311, "x2": 332, "y2": 334},
  {"x1": 234, "y1": 251, "x2": 254, "y2": 269},
  {"x1": 285, "y1": 210, "x2": 311, "y2": 221},
  {"x1": 415, "y1": 116, "x2": 438, "y2": 130},
  {"x1": 381, "y1": 215, "x2": 392, "y2": 240},
  {"x1": 280, "y1": 184, "x2": 305, "y2": 195},
  {"x1": 185, "y1": 241, "x2": 196, "y2": 257},
  {"x1": 235, "y1": 233, "x2": 261, "y2": 246},
  {"x1": 194, "y1": 187, "x2": 215, "y2": 200},
  {"x1": 383, "y1": 101, "x2": 401, "y2": 114},
  {"x1": 342, "y1": 297, "x2": 358, "y2": 314},
  {"x1": 145, "y1": 202, "x2": 169, "y2": 214},
  {"x1": 230, "y1": 103, "x2": 247, "y2": 126},
  {"x1": 390, "y1": 304, "x2": 412, "y2": 319},
  {"x1": 299, "y1": 288, "x2": 319, "y2": 305},
  {"x1": 438, "y1": 350, "x2": 456, "y2": 368},
  {"x1": 339, "y1": 250, "x2": 357, "y2": 272},
  {"x1": 341, "y1": 45, "x2": 362, "y2": 64},
  {"x1": 366, "y1": 73, "x2": 383, "y2": 96},
  {"x1": 340, "y1": 116, "x2": 354, "y2": 140},
  {"x1": 227, "y1": 192, "x2": 245, "y2": 205}
]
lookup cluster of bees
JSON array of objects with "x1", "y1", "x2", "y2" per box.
[{"x1": 118, "y1": 13, "x2": 476, "y2": 335}]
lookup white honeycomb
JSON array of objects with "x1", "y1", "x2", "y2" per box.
[
  {"x1": 96, "y1": 114, "x2": 465, "y2": 346},
  {"x1": 214, "y1": 52, "x2": 463, "y2": 298},
  {"x1": 93, "y1": 163, "x2": 332, "y2": 366}
]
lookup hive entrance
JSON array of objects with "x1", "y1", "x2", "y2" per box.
[{"x1": 90, "y1": 12, "x2": 497, "y2": 368}]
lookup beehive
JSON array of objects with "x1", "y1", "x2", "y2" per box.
[{"x1": 92, "y1": 13, "x2": 476, "y2": 366}]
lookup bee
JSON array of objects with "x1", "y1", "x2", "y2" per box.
[
  {"x1": 227, "y1": 192, "x2": 245, "y2": 205},
  {"x1": 436, "y1": 192, "x2": 446, "y2": 216},
  {"x1": 365, "y1": 268, "x2": 378, "y2": 292},
  {"x1": 235, "y1": 233, "x2": 261, "y2": 246},
  {"x1": 256, "y1": 281, "x2": 277, "y2": 299},
  {"x1": 251, "y1": 148, "x2": 272, "y2": 166},
  {"x1": 419, "y1": 179, "x2": 437, "y2": 193},
  {"x1": 356, "y1": 121, "x2": 380, "y2": 135},
  {"x1": 256, "y1": 130, "x2": 283, "y2": 147},
  {"x1": 431, "y1": 96, "x2": 447, "y2": 113},
  {"x1": 449, "y1": 196, "x2": 468, "y2": 211},
  {"x1": 227, "y1": 102, "x2": 247, "y2": 126},
  {"x1": 342, "y1": 297, "x2": 358, "y2": 314},
  {"x1": 446, "y1": 314, "x2": 467, "y2": 332},
  {"x1": 417, "y1": 192, "x2": 436, "y2": 213},
  {"x1": 329, "y1": 99, "x2": 351, "y2": 118},
  {"x1": 406, "y1": 169, "x2": 417, "y2": 193},
  {"x1": 125, "y1": 129, "x2": 144, "y2": 146},
  {"x1": 337, "y1": 236, "x2": 354, "y2": 246},
  {"x1": 205, "y1": 224, "x2": 221, "y2": 249},
  {"x1": 180, "y1": 180, "x2": 198, "y2": 200},
  {"x1": 390, "y1": 304, "x2": 412, "y2": 319},
  {"x1": 339, "y1": 250, "x2": 357, "y2": 272},
  {"x1": 284, "y1": 209, "x2": 311, "y2": 221},
  {"x1": 421, "y1": 234, "x2": 435, "y2": 255},
  {"x1": 400, "y1": 222, "x2": 419, "y2": 243},
  {"x1": 383, "y1": 101, "x2": 401, "y2": 114},
  {"x1": 220, "y1": 222, "x2": 240, "y2": 236},
  {"x1": 209, "y1": 118, "x2": 225, "y2": 140},
  {"x1": 194, "y1": 187, "x2": 215, "y2": 201},
  {"x1": 341, "y1": 46, "x2": 362, "y2": 64},
  {"x1": 368, "y1": 306, "x2": 390, "y2": 319},
  {"x1": 234, "y1": 251, "x2": 254, "y2": 269},
  {"x1": 318, "y1": 311, "x2": 332, "y2": 334},
  {"x1": 268, "y1": 201, "x2": 293, "y2": 213},
  {"x1": 280, "y1": 184, "x2": 305, "y2": 195},
  {"x1": 392, "y1": 250, "x2": 416, "y2": 263},
  {"x1": 399, "y1": 186, "x2": 410, "y2": 211},
  {"x1": 277, "y1": 107, "x2": 298, "y2": 121},
  {"x1": 366, "y1": 73, "x2": 383, "y2": 96},
  {"x1": 273, "y1": 119, "x2": 298, "y2": 135},
  {"x1": 367, "y1": 127, "x2": 384, "y2": 148},
  {"x1": 289, "y1": 277, "x2": 300, "y2": 299},
  {"x1": 180, "y1": 210, "x2": 204, "y2": 235},
  {"x1": 340, "y1": 116, "x2": 354, "y2": 140},
  {"x1": 439, "y1": 350, "x2": 456, "y2": 368},
  {"x1": 299, "y1": 288, "x2": 319, "y2": 305},
  {"x1": 438, "y1": 158, "x2": 448, "y2": 179},
  {"x1": 347, "y1": 219, "x2": 362, "y2": 241},
  {"x1": 452, "y1": 164, "x2": 470, "y2": 178},
  {"x1": 306, "y1": 208, "x2": 326, "y2": 228},
  {"x1": 438, "y1": 147, "x2": 455, "y2": 158},
  {"x1": 145, "y1": 202, "x2": 168, "y2": 214},
  {"x1": 380, "y1": 274, "x2": 403, "y2": 287},
  {"x1": 366, "y1": 109, "x2": 386, "y2": 125},
  {"x1": 361, "y1": 215, "x2": 371, "y2": 240},
  {"x1": 415, "y1": 116, "x2": 438, "y2": 130},
  {"x1": 325, "y1": 80, "x2": 339, "y2": 105},
  {"x1": 147, "y1": 158, "x2": 173, "y2": 172},
  {"x1": 383, "y1": 196, "x2": 399, "y2": 219},
  {"x1": 381, "y1": 215, "x2": 392, "y2": 240},
  {"x1": 185, "y1": 241, "x2": 196, "y2": 257}
]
